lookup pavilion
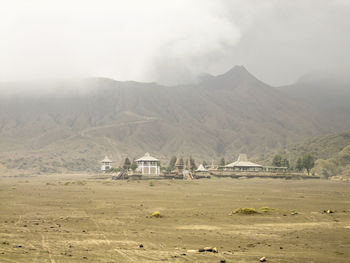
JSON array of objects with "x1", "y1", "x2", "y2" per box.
[
  {"x1": 100, "y1": 156, "x2": 112, "y2": 172},
  {"x1": 135, "y1": 152, "x2": 160, "y2": 175},
  {"x1": 225, "y1": 154, "x2": 263, "y2": 171}
]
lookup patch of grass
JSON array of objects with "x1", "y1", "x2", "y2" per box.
[
  {"x1": 64, "y1": 182, "x2": 70, "y2": 186},
  {"x1": 151, "y1": 211, "x2": 161, "y2": 218},
  {"x1": 233, "y1": 208, "x2": 257, "y2": 214},
  {"x1": 260, "y1": 206, "x2": 276, "y2": 213},
  {"x1": 149, "y1": 180, "x2": 154, "y2": 187}
]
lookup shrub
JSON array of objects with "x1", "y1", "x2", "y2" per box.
[
  {"x1": 233, "y1": 208, "x2": 257, "y2": 214},
  {"x1": 151, "y1": 211, "x2": 161, "y2": 218},
  {"x1": 260, "y1": 207, "x2": 275, "y2": 213},
  {"x1": 149, "y1": 180, "x2": 154, "y2": 187}
]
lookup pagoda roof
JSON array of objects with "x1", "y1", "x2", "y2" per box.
[
  {"x1": 100, "y1": 156, "x2": 112, "y2": 163},
  {"x1": 225, "y1": 154, "x2": 262, "y2": 168},
  {"x1": 135, "y1": 152, "x2": 159, "y2": 162}
]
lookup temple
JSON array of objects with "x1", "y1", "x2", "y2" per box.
[{"x1": 135, "y1": 152, "x2": 160, "y2": 175}]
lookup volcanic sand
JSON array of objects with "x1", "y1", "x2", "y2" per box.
[{"x1": 0, "y1": 175, "x2": 349, "y2": 262}]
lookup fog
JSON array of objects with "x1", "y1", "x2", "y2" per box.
[{"x1": 0, "y1": 0, "x2": 349, "y2": 87}]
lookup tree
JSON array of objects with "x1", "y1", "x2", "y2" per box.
[
  {"x1": 282, "y1": 158, "x2": 290, "y2": 168},
  {"x1": 130, "y1": 161, "x2": 138, "y2": 171},
  {"x1": 219, "y1": 157, "x2": 225, "y2": 166},
  {"x1": 272, "y1": 154, "x2": 282, "y2": 167},
  {"x1": 188, "y1": 156, "x2": 196, "y2": 171},
  {"x1": 272, "y1": 154, "x2": 290, "y2": 168},
  {"x1": 272, "y1": 154, "x2": 289, "y2": 168},
  {"x1": 302, "y1": 153, "x2": 315, "y2": 175},
  {"x1": 296, "y1": 157, "x2": 303, "y2": 172},
  {"x1": 168, "y1": 156, "x2": 177, "y2": 171},
  {"x1": 202, "y1": 160, "x2": 208, "y2": 167}
]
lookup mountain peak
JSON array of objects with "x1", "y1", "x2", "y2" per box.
[
  {"x1": 220, "y1": 65, "x2": 255, "y2": 80},
  {"x1": 198, "y1": 65, "x2": 265, "y2": 90},
  {"x1": 225, "y1": 65, "x2": 249, "y2": 74}
]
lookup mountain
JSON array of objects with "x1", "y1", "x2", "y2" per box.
[
  {"x1": 277, "y1": 71, "x2": 350, "y2": 112},
  {"x1": 1, "y1": 66, "x2": 350, "y2": 175}
]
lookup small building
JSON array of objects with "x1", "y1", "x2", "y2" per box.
[
  {"x1": 135, "y1": 152, "x2": 160, "y2": 175},
  {"x1": 100, "y1": 156, "x2": 112, "y2": 172},
  {"x1": 196, "y1": 164, "x2": 208, "y2": 172},
  {"x1": 225, "y1": 154, "x2": 263, "y2": 171}
]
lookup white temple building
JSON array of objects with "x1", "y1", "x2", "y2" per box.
[
  {"x1": 100, "y1": 156, "x2": 112, "y2": 172},
  {"x1": 135, "y1": 152, "x2": 160, "y2": 175}
]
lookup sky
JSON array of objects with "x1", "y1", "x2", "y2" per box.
[{"x1": 0, "y1": 0, "x2": 349, "y2": 86}]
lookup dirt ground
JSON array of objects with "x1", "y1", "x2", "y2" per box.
[{"x1": 0, "y1": 175, "x2": 349, "y2": 263}]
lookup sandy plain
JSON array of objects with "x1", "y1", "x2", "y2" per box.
[{"x1": 0, "y1": 175, "x2": 349, "y2": 263}]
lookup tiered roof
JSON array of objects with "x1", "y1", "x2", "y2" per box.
[
  {"x1": 135, "y1": 152, "x2": 159, "y2": 162},
  {"x1": 225, "y1": 154, "x2": 262, "y2": 168}
]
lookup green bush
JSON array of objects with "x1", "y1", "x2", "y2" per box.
[
  {"x1": 233, "y1": 208, "x2": 257, "y2": 214},
  {"x1": 260, "y1": 207, "x2": 276, "y2": 213}
]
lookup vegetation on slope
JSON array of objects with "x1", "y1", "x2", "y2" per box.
[{"x1": 266, "y1": 130, "x2": 350, "y2": 177}]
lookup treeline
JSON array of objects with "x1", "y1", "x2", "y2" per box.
[{"x1": 272, "y1": 153, "x2": 315, "y2": 175}]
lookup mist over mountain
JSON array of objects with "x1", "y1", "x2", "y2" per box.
[
  {"x1": 0, "y1": 66, "x2": 349, "y2": 174},
  {"x1": 277, "y1": 71, "x2": 350, "y2": 111}
]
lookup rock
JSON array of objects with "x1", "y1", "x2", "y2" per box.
[
  {"x1": 139, "y1": 244, "x2": 144, "y2": 248},
  {"x1": 198, "y1": 247, "x2": 218, "y2": 253},
  {"x1": 327, "y1": 209, "x2": 334, "y2": 214},
  {"x1": 260, "y1": 256, "x2": 266, "y2": 262},
  {"x1": 187, "y1": 250, "x2": 197, "y2": 253},
  {"x1": 220, "y1": 260, "x2": 226, "y2": 263}
]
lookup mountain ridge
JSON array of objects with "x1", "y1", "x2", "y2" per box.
[{"x1": 1, "y1": 66, "x2": 349, "y2": 174}]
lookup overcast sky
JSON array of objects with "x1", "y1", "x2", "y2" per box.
[{"x1": 0, "y1": 0, "x2": 349, "y2": 86}]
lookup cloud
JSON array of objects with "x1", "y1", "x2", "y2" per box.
[
  {"x1": 0, "y1": 0, "x2": 240, "y2": 84},
  {"x1": 0, "y1": 0, "x2": 349, "y2": 86}
]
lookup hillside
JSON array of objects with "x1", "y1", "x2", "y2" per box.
[
  {"x1": 277, "y1": 71, "x2": 350, "y2": 112},
  {"x1": 1, "y1": 66, "x2": 350, "y2": 174},
  {"x1": 264, "y1": 130, "x2": 350, "y2": 177}
]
